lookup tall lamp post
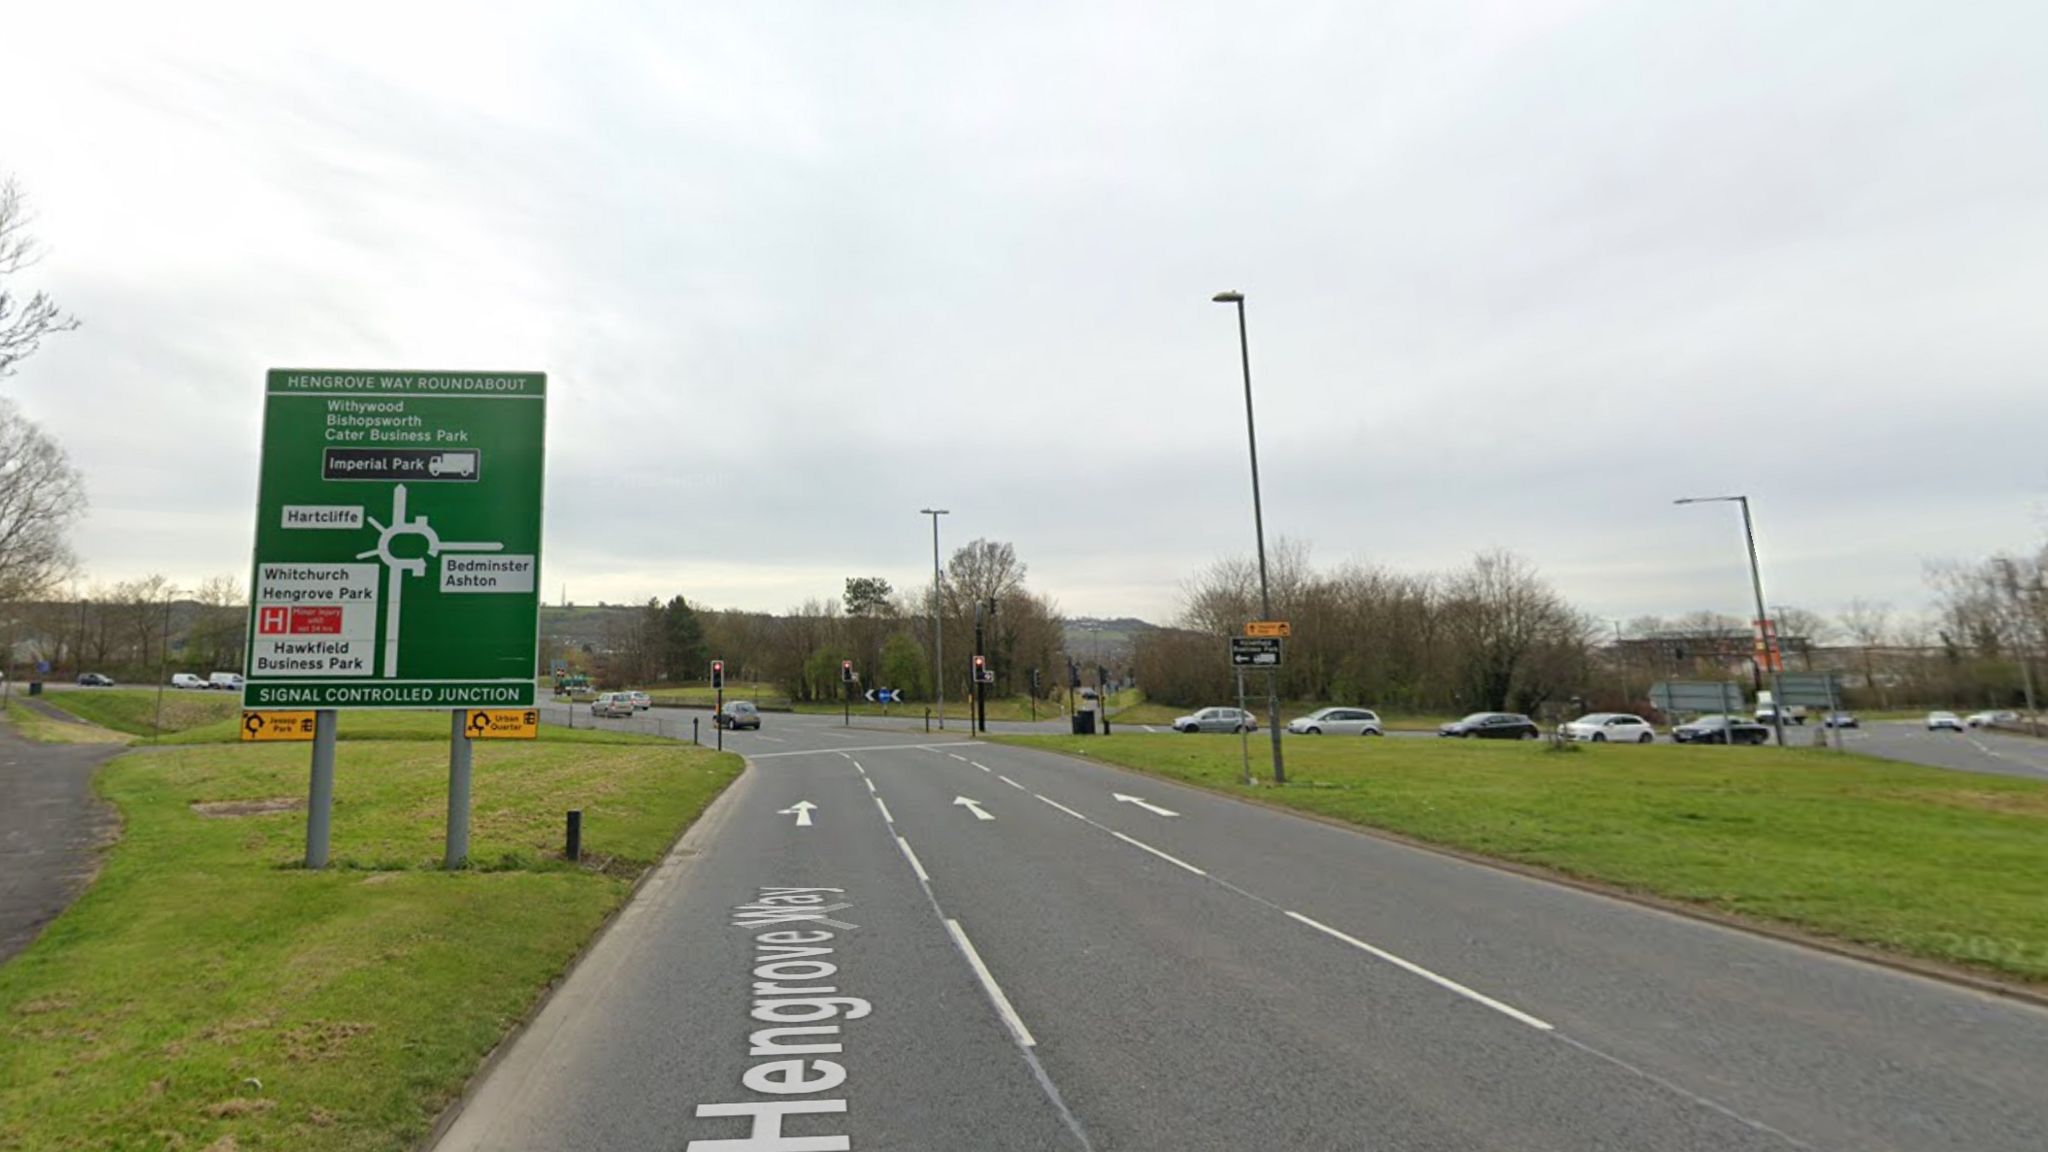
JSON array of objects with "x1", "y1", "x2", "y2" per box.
[
  {"x1": 1674, "y1": 495, "x2": 1784, "y2": 747},
  {"x1": 1213, "y1": 290, "x2": 1285, "y2": 784},
  {"x1": 920, "y1": 508, "x2": 950, "y2": 729}
]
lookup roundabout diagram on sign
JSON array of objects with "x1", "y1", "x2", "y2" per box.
[{"x1": 356, "y1": 484, "x2": 506, "y2": 678}]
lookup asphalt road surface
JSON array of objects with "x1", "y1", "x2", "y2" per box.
[{"x1": 437, "y1": 709, "x2": 2048, "y2": 1152}]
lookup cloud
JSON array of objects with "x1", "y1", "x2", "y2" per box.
[{"x1": 2, "y1": 0, "x2": 2043, "y2": 624}]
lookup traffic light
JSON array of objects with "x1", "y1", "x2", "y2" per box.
[
  {"x1": 973, "y1": 654, "x2": 992, "y2": 683},
  {"x1": 841, "y1": 659, "x2": 855, "y2": 683},
  {"x1": 1068, "y1": 659, "x2": 1080, "y2": 688},
  {"x1": 1029, "y1": 666, "x2": 1041, "y2": 691},
  {"x1": 710, "y1": 660, "x2": 724, "y2": 689}
]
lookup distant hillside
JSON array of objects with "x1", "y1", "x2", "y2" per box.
[{"x1": 1061, "y1": 617, "x2": 1158, "y2": 666}]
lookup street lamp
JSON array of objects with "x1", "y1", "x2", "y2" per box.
[
  {"x1": 920, "y1": 508, "x2": 950, "y2": 729},
  {"x1": 1214, "y1": 290, "x2": 1285, "y2": 784},
  {"x1": 1674, "y1": 495, "x2": 1784, "y2": 746}
]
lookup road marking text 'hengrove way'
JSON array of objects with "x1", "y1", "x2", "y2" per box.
[{"x1": 690, "y1": 888, "x2": 865, "y2": 1151}]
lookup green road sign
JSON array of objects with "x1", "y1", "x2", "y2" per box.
[{"x1": 243, "y1": 369, "x2": 546, "y2": 710}]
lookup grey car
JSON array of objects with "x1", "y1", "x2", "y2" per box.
[{"x1": 1173, "y1": 706, "x2": 1258, "y2": 733}]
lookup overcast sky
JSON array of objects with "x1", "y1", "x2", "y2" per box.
[{"x1": 4, "y1": 1, "x2": 2044, "y2": 628}]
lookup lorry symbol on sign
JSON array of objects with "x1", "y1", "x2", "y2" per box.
[{"x1": 428, "y1": 452, "x2": 477, "y2": 478}]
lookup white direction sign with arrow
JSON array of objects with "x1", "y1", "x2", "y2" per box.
[
  {"x1": 1113, "y1": 793, "x2": 1179, "y2": 818},
  {"x1": 953, "y1": 796, "x2": 994, "y2": 821},
  {"x1": 778, "y1": 801, "x2": 818, "y2": 827}
]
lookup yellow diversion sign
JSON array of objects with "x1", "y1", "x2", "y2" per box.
[
  {"x1": 465, "y1": 708, "x2": 540, "y2": 740},
  {"x1": 241, "y1": 711, "x2": 317, "y2": 742}
]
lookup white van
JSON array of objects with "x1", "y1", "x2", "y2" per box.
[
  {"x1": 171, "y1": 673, "x2": 208, "y2": 690},
  {"x1": 209, "y1": 672, "x2": 245, "y2": 691}
]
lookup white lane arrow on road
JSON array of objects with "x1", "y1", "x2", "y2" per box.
[
  {"x1": 953, "y1": 796, "x2": 994, "y2": 821},
  {"x1": 779, "y1": 801, "x2": 818, "y2": 827},
  {"x1": 1113, "y1": 793, "x2": 1180, "y2": 818}
]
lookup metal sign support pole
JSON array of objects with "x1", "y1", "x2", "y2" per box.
[
  {"x1": 1237, "y1": 669, "x2": 1253, "y2": 785},
  {"x1": 306, "y1": 709, "x2": 337, "y2": 869},
  {"x1": 446, "y1": 710, "x2": 473, "y2": 869}
]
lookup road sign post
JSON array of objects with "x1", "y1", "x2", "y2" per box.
[
  {"x1": 244, "y1": 369, "x2": 546, "y2": 869},
  {"x1": 446, "y1": 710, "x2": 472, "y2": 870}
]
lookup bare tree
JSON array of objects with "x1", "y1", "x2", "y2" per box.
[
  {"x1": 1839, "y1": 599, "x2": 1893, "y2": 707},
  {"x1": 0, "y1": 400, "x2": 86, "y2": 601},
  {"x1": 0, "y1": 179, "x2": 79, "y2": 380}
]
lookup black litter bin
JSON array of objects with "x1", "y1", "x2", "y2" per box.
[
  {"x1": 27, "y1": 681, "x2": 42, "y2": 697},
  {"x1": 1071, "y1": 711, "x2": 1096, "y2": 735}
]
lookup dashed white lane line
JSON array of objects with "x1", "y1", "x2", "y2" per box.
[
  {"x1": 852, "y1": 760, "x2": 866, "y2": 774},
  {"x1": 875, "y1": 797, "x2": 894, "y2": 824},
  {"x1": 946, "y1": 918, "x2": 1037, "y2": 1047},
  {"x1": 863, "y1": 778, "x2": 876, "y2": 794},
  {"x1": 949, "y1": 753, "x2": 969, "y2": 762},
  {"x1": 1111, "y1": 831, "x2": 1207, "y2": 877},
  {"x1": 970, "y1": 761, "x2": 993, "y2": 773},
  {"x1": 1036, "y1": 794, "x2": 1089, "y2": 821},
  {"x1": 896, "y1": 836, "x2": 931, "y2": 883},
  {"x1": 1142, "y1": 725, "x2": 1158, "y2": 733},
  {"x1": 1285, "y1": 911, "x2": 1554, "y2": 1032},
  {"x1": 999, "y1": 775, "x2": 1026, "y2": 790}
]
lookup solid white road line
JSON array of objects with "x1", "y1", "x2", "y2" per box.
[
  {"x1": 946, "y1": 919, "x2": 1037, "y2": 1047},
  {"x1": 1112, "y1": 831, "x2": 1207, "y2": 877},
  {"x1": 751, "y1": 741, "x2": 979, "y2": 760},
  {"x1": 1285, "y1": 911, "x2": 1554, "y2": 1032},
  {"x1": 875, "y1": 797, "x2": 895, "y2": 824},
  {"x1": 1035, "y1": 794, "x2": 1089, "y2": 821},
  {"x1": 999, "y1": 775, "x2": 1026, "y2": 790},
  {"x1": 897, "y1": 836, "x2": 931, "y2": 883}
]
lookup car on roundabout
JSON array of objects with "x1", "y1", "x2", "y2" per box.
[
  {"x1": 590, "y1": 692, "x2": 636, "y2": 719},
  {"x1": 1285, "y1": 707, "x2": 1384, "y2": 736},
  {"x1": 1820, "y1": 711, "x2": 1860, "y2": 729},
  {"x1": 1926, "y1": 711, "x2": 1966, "y2": 732},
  {"x1": 1671, "y1": 715, "x2": 1771, "y2": 745},
  {"x1": 77, "y1": 672, "x2": 116, "y2": 687},
  {"x1": 1558, "y1": 713, "x2": 1657, "y2": 744},
  {"x1": 715, "y1": 700, "x2": 762, "y2": 730},
  {"x1": 628, "y1": 691, "x2": 653, "y2": 711},
  {"x1": 1173, "y1": 706, "x2": 1258, "y2": 733},
  {"x1": 1965, "y1": 710, "x2": 2018, "y2": 728},
  {"x1": 1437, "y1": 712, "x2": 1541, "y2": 740}
]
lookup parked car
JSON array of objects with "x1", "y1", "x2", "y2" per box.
[
  {"x1": 1173, "y1": 707, "x2": 1258, "y2": 733},
  {"x1": 1820, "y1": 711, "x2": 1860, "y2": 729},
  {"x1": 1286, "y1": 707, "x2": 1383, "y2": 736},
  {"x1": 170, "y1": 673, "x2": 208, "y2": 690},
  {"x1": 76, "y1": 673, "x2": 115, "y2": 687},
  {"x1": 1558, "y1": 713, "x2": 1657, "y2": 744},
  {"x1": 208, "y1": 672, "x2": 245, "y2": 691},
  {"x1": 715, "y1": 700, "x2": 762, "y2": 730},
  {"x1": 1965, "y1": 710, "x2": 2019, "y2": 728},
  {"x1": 1671, "y1": 715, "x2": 1771, "y2": 745},
  {"x1": 1437, "y1": 712, "x2": 1541, "y2": 740},
  {"x1": 590, "y1": 692, "x2": 636, "y2": 718},
  {"x1": 628, "y1": 691, "x2": 653, "y2": 711},
  {"x1": 1926, "y1": 711, "x2": 1965, "y2": 732}
]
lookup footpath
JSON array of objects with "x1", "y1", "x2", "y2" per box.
[{"x1": 0, "y1": 719, "x2": 122, "y2": 964}]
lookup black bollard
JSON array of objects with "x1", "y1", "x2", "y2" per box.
[
  {"x1": 566, "y1": 810, "x2": 583, "y2": 862},
  {"x1": 693, "y1": 717, "x2": 700, "y2": 745}
]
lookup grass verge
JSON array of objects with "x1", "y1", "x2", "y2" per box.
[
  {"x1": 37, "y1": 688, "x2": 240, "y2": 738},
  {"x1": 5, "y1": 702, "x2": 135, "y2": 745},
  {"x1": 992, "y1": 733, "x2": 2048, "y2": 984},
  {"x1": 0, "y1": 728, "x2": 742, "y2": 1150}
]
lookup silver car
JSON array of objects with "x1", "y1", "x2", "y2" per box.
[
  {"x1": 1287, "y1": 707, "x2": 1383, "y2": 736},
  {"x1": 591, "y1": 692, "x2": 636, "y2": 719},
  {"x1": 1174, "y1": 707, "x2": 1258, "y2": 733}
]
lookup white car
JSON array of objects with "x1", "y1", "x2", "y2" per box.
[
  {"x1": 628, "y1": 691, "x2": 653, "y2": 711},
  {"x1": 1173, "y1": 707, "x2": 1258, "y2": 733},
  {"x1": 1965, "y1": 710, "x2": 2018, "y2": 728},
  {"x1": 1287, "y1": 707, "x2": 1383, "y2": 736},
  {"x1": 1559, "y1": 713, "x2": 1657, "y2": 744},
  {"x1": 170, "y1": 673, "x2": 208, "y2": 690},
  {"x1": 1926, "y1": 711, "x2": 1965, "y2": 732}
]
